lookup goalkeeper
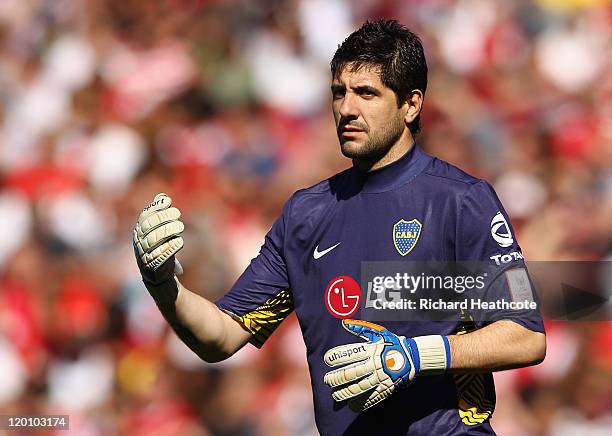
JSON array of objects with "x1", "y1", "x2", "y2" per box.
[{"x1": 133, "y1": 20, "x2": 545, "y2": 435}]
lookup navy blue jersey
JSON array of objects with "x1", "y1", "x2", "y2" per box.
[{"x1": 216, "y1": 144, "x2": 544, "y2": 436}]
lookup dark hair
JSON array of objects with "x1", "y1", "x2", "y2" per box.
[{"x1": 331, "y1": 20, "x2": 428, "y2": 134}]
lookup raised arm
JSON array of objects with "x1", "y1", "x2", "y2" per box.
[
  {"x1": 133, "y1": 193, "x2": 251, "y2": 362},
  {"x1": 153, "y1": 277, "x2": 252, "y2": 362}
]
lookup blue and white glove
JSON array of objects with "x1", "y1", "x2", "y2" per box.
[{"x1": 323, "y1": 320, "x2": 450, "y2": 412}]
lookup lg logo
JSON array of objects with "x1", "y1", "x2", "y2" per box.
[{"x1": 325, "y1": 276, "x2": 361, "y2": 319}]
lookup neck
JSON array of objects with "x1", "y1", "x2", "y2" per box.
[{"x1": 353, "y1": 130, "x2": 415, "y2": 172}]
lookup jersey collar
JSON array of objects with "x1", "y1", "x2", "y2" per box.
[{"x1": 353, "y1": 143, "x2": 431, "y2": 193}]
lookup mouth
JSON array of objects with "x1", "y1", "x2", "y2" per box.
[
  {"x1": 341, "y1": 130, "x2": 364, "y2": 137},
  {"x1": 339, "y1": 124, "x2": 366, "y2": 137}
]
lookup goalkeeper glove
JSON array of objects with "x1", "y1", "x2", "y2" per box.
[
  {"x1": 323, "y1": 319, "x2": 450, "y2": 412},
  {"x1": 133, "y1": 193, "x2": 184, "y2": 301}
]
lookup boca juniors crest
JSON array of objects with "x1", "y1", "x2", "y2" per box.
[{"x1": 393, "y1": 219, "x2": 422, "y2": 256}]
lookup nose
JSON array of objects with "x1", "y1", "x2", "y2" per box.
[{"x1": 338, "y1": 92, "x2": 359, "y2": 119}]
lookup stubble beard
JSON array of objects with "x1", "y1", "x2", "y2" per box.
[{"x1": 339, "y1": 115, "x2": 405, "y2": 164}]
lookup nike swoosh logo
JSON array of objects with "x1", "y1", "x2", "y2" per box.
[{"x1": 313, "y1": 242, "x2": 341, "y2": 260}]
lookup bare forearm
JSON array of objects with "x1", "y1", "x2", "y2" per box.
[
  {"x1": 147, "y1": 278, "x2": 251, "y2": 362},
  {"x1": 447, "y1": 320, "x2": 546, "y2": 372},
  {"x1": 174, "y1": 280, "x2": 251, "y2": 361}
]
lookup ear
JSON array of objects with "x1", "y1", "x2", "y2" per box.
[{"x1": 403, "y1": 90, "x2": 423, "y2": 125}]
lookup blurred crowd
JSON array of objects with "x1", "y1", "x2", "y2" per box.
[{"x1": 0, "y1": 0, "x2": 611, "y2": 434}]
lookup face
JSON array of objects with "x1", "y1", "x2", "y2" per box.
[{"x1": 331, "y1": 65, "x2": 409, "y2": 163}]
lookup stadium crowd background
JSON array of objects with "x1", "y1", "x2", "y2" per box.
[{"x1": 0, "y1": 0, "x2": 611, "y2": 434}]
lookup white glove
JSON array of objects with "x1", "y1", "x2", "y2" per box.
[{"x1": 133, "y1": 193, "x2": 184, "y2": 285}]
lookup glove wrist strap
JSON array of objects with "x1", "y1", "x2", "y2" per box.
[{"x1": 412, "y1": 335, "x2": 451, "y2": 375}]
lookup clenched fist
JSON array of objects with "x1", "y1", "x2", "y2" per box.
[{"x1": 133, "y1": 193, "x2": 184, "y2": 286}]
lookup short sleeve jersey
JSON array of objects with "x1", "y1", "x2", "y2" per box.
[{"x1": 216, "y1": 144, "x2": 544, "y2": 436}]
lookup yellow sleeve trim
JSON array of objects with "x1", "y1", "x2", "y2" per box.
[
  {"x1": 226, "y1": 289, "x2": 294, "y2": 348},
  {"x1": 454, "y1": 374, "x2": 496, "y2": 425},
  {"x1": 452, "y1": 311, "x2": 496, "y2": 426}
]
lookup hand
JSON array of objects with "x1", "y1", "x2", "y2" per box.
[
  {"x1": 133, "y1": 193, "x2": 184, "y2": 286},
  {"x1": 323, "y1": 320, "x2": 419, "y2": 412},
  {"x1": 323, "y1": 320, "x2": 450, "y2": 412}
]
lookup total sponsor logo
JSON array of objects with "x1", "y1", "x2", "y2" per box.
[
  {"x1": 325, "y1": 275, "x2": 361, "y2": 319},
  {"x1": 490, "y1": 211, "x2": 513, "y2": 248},
  {"x1": 490, "y1": 251, "x2": 524, "y2": 265}
]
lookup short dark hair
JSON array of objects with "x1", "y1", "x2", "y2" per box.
[{"x1": 331, "y1": 20, "x2": 428, "y2": 134}]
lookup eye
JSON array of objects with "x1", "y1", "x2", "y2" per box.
[
  {"x1": 384, "y1": 349, "x2": 406, "y2": 372},
  {"x1": 331, "y1": 85, "x2": 345, "y2": 100},
  {"x1": 357, "y1": 88, "x2": 377, "y2": 99}
]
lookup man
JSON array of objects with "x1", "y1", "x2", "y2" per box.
[{"x1": 133, "y1": 20, "x2": 546, "y2": 435}]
